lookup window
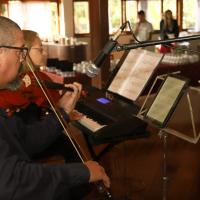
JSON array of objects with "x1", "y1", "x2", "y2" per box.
[
  {"x1": 5, "y1": 1, "x2": 61, "y2": 41},
  {"x1": 73, "y1": 1, "x2": 90, "y2": 34},
  {"x1": 72, "y1": 0, "x2": 200, "y2": 35},
  {"x1": 183, "y1": 0, "x2": 197, "y2": 31},
  {"x1": 163, "y1": 0, "x2": 177, "y2": 18},
  {"x1": 0, "y1": 3, "x2": 8, "y2": 17},
  {"x1": 138, "y1": 0, "x2": 162, "y2": 30},
  {"x1": 107, "y1": 0, "x2": 199, "y2": 34},
  {"x1": 108, "y1": 0, "x2": 122, "y2": 33},
  {"x1": 124, "y1": 0, "x2": 137, "y2": 29}
]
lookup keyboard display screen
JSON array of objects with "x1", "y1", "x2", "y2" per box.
[{"x1": 96, "y1": 97, "x2": 111, "y2": 104}]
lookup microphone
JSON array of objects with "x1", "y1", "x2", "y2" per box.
[{"x1": 86, "y1": 22, "x2": 127, "y2": 77}]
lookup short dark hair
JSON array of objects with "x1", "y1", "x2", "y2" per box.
[
  {"x1": 0, "y1": 16, "x2": 21, "y2": 46},
  {"x1": 138, "y1": 10, "x2": 145, "y2": 16}
]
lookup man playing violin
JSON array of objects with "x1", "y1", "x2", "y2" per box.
[
  {"x1": 0, "y1": 16, "x2": 110, "y2": 200},
  {"x1": 0, "y1": 29, "x2": 82, "y2": 122},
  {"x1": 0, "y1": 29, "x2": 64, "y2": 120}
]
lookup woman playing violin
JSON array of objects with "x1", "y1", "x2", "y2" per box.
[{"x1": 0, "y1": 30, "x2": 81, "y2": 122}]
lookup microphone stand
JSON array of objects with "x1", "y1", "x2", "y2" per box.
[{"x1": 115, "y1": 35, "x2": 200, "y2": 51}]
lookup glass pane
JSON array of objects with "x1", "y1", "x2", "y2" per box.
[
  {"x1": 138, "y1": 0, "x2": 161, "y2": 30},
  {"x1": 125, "y1": 0, "x2": 137, "y2": 29},
  {"x1": 74, "y1": 2, "x2": 89, "y2": 34},
  {"x1": 108, "y1": 0, "x2": 122, "y2": 34},
  {"x1": 59, "y1": 2, "x2": 65, "y2": 37},
  {"x1": 163, "y1": 0, "x2": 176, "y2": 18},
  {"x1": 183, "y1": 0, "x2": 197, "y2": 30},
  {"x1": 50, "y1": 3, "x2": 59, "y2": 38},
  {"x1": 8, "y1": 1, "x2": 59, "y2": 41},
  {"x1": 0, "y1": 3, "x2": 8, "y2": 17}
]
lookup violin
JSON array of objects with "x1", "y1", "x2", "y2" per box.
[
  {"x1": 0, "y1": 70, "x2": 62, "y2": 115},
  {"x1": 21, "y1": 70, "x2": 61, "y2": 107}
]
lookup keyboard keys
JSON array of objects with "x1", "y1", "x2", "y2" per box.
[{"x1": 78, "y1": 115, "x2": 106, "y2": 132}]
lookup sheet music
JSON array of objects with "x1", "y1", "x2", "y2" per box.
[
  {"x1": 108, "y1": 49, "x2": 163, "y2": 101},
  {"x1": 146, "y1": 76, "x2": 187, "y2": 125}
]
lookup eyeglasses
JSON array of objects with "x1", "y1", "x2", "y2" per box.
[
  {"x1": 0, "y1": 45, "x2": 28, "y2": 60},
  {"x1": 31, "y1": 47, "x2": 45, "y2": 53}
]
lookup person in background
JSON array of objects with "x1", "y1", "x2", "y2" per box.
[
  {"x1": 160, "y1": 9, "x2": 179, "y2": 40},
  {"x1": 0, "y1": 16, "x2": 110, "y2": 200},
  {"x1": 159, "y1": 9, "x2": 179, "y2": 53},
  {"x1": 133, "y1": 10, "x2": 153, "y2": 42}
]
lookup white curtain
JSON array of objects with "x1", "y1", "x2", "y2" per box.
[{"x1": 8, "y1": 1, "x2": 52, "y2": 39}]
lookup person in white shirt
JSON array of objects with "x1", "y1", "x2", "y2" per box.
[{"x1": 133, "y1": 10, "x2": 153, "y2": 42}]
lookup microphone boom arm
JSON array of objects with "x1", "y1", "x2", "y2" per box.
[{"x1": 115, "y1": 35, "x2": 200, "y2": 51}]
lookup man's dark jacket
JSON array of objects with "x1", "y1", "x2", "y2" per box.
[{"x1": 0, "y1": 109, "x2": 89, "y2": 200}]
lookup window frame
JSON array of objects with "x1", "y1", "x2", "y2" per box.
[
  {"x1": 0, "y1": 1, "x2": 8, "y2": 16},
  {"x1": 73, "y1": 0, "x2": 195, "y2": 37},
  {"x1": 3, "y1": 0, "x2": 61, "y2": 39},
  {"x1": 73, "y1": 0, "x2": 90, "y2": 36}
]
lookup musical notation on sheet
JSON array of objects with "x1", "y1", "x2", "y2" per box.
[{"x1": 108, "y1": 49, "x2": 163, "y2": 101}]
